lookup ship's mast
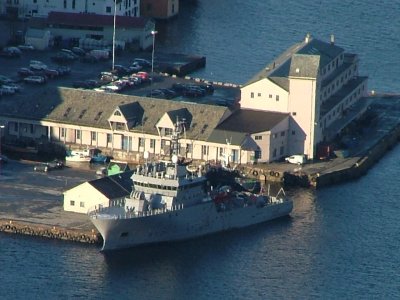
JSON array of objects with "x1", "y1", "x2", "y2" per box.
[{"x1": 170, "y1": 117, "x2": 186, "y2": 159}]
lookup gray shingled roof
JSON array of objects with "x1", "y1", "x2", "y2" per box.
[
  {"x1": 207, "y1": 109, "x2": 289, "y2": 145},
  {"x1": 289, "y1": 54, "x2": 320, "y2": 78},
  {"x1": 243, "y1": 36, "x2": 344, "y2": 89},
  {"x1": 0, "y1": 87, "x2": 231, "y2": 142}
]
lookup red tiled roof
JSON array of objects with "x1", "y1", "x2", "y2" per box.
[{"x1": 47, "y1": 12, "x2": 150, "y2": 29}]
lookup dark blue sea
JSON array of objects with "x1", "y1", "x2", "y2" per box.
[{"x1": 1, "y1": 1, "x2": 400, "y2": 299}]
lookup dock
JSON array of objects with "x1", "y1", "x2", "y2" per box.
[{"x1": 240, "y1": 94, "x2": 400, "y2": 188}]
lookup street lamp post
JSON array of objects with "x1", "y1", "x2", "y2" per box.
[
  {"x1": 0, "y1": 125, "x2": 4, "y2": 175},
  {"x1": 151, "y1": 30, "x2": 158, "y2": 73},
  {"x1": 112, "y1": 0, "x2": 117, "y2": 72}
]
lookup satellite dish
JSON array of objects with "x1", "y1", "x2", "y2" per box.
[
  {"x1": 143, "y1": 151, "x2": 149, "y2": 159},
  {"x1": 172, "y1": 155, "x2": 178, "y2": 164}
]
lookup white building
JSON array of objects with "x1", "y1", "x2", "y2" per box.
[
  {"x1": 64, "y1": 171, "x2": 132, "y2": 213},
  {"x1": 240, "y1": 34, "x2": 369, "y2": 159},
  {"x1": 3, "y1": 0, "x2": 140, "y2": 19},
  {"x1": 0, "y1": 86, "x2": 292, "y2": 165}
]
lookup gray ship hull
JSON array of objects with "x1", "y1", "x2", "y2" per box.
[{"x1": 91, "y1": 200, "x2": 293, "y2": 251}]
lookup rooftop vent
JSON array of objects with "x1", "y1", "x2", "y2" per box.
[{"x1": 330, "y1": 34, "x2": 335, "y2": 45}]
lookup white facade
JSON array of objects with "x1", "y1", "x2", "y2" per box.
[
  {"x1": 63, "y1": 182, "x2": 110, "y2": 214},
  {"x1": 5, "y1": 0, "x2": 140, "y2": 19},
  {"x1": 240, "y1": 34, "x2": 368, "y2": 159}
]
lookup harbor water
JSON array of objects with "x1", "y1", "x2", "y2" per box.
[{"x1": 1, "y1": 0, "x2": 400, "y2": 298}]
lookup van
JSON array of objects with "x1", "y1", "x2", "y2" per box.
[{"x1": 285, "y1": 155, "x2": 307, "y2": 165}]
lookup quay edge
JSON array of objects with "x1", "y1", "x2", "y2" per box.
[
  {"x1": 307, "y1": 122, "x2": 400, "y2": 188},
  {"x1": 0, "y1": 219, "x2": 102, "y2": 245},
  {"x1": 240, "y1": 114, "x2": 400, "y2": 189}
]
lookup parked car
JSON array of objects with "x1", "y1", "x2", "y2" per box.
[
  {"x1": 18, "y1": 44, "x2": 35, "y2": 51},
  {"x1": 56, "y1": 66, "x2": 71, "y2": 76},
  {"x1": 0, "y1": 47, "x2": 21, "y2": 58},
  {"x1": 128, "y1": 62, "x2": 143, "y2": 73},
  {"x1": 18, "y1": 67, "x2": 35, "y2": 77},
  {"x1": 0, "y1": 75, "x2": 15, "y2": 85},
  {"x1": 61, "y1": 49, "x2": 79, "y2": 59},
  {"x1": 29, "y1": 60, "x2": 47, "y2": 71},
  {"x1": 0, "y1": 154, "x2": 8, "y2": 164},
  {"x1": 33, "y1": 160, "x2": 64, "y2": 172},
  {"x1": 43, "y1": 68, "x2": 59, "y2": 78},
  {"x1": 51, "y1": 52, "x2": 75, "y2": 63},
  {"x1": 71, "y1": 47, "x2": 86, "y2": 57},
  {"x1": 0, "y1": 86, "x2": 15, "y2": 95},
  {"x1": 23, "y1": 75, "x2": 46, "y2": 84},
  {"x1": 111, "y1": 65, "x2": 130, "y2": 76},
  {"x1": 80, "y1": 54, "x2": 98, "y2": 64},
  {"x1": 285, "y1": 155, "x2": 307, "y2": 165},
  {"x1": 133, "y1": 58, "x2": 151, "y2": 68}
]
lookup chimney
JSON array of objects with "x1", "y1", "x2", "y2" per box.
[
  {"x1": 305, "y1": 33, "x2": 311, "y2": 43},
  {"x1": 330, "y1": 34, "x2": 335, "y2": 45}
]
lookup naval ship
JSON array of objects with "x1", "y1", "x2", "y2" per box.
[{"x1": 88, "y1": 120, "x2": 293, "y2": 251}]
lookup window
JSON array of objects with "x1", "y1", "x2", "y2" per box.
[
  {"x1": 91, "y1": 131, "x2": 96, "y2": 141},
  {"x1": 63, "y1": 0, "x2": 66, "y2": 9},
  {"x1": 70, "y1": 200, "x2": 75, "y2": 206},
  {"x1": 80, "y1": 202, "x2": 85, "y2": 208},
  {"x1": 165, "y1": 128, "x2": 173, "y2": 136},
  {"x1": 292, "y1": 112, "x2": 297, "y2": 116},
  {"x1": 254, "y1": 135, "x2": 262, "y2": 140},
  {"x1": 269, "y1": 94, "x2": 272, "y2": 98},
  {"x1": 272, "y1": 133, "x2": 277, "y2": 139},
  {"x1": 273, "y1": 148, "x2": 277, "y2": 157},
  {"x1": 106, "y1": 6, "x2": 111, "y2": 13},
  {"x1": 276, "y1": 95, "x2": 279, "y2": 101},
  {"x1": 280, "y1": 131, "x2": 285, "y2": 137},
  {"x1": 292, "y1": 130, "x2": 296, "y2": 135},
  {"x1": 72, "y1": 0, "x2": 75, "y2": 9},
  {"x1": 139, "y1": 137, "x2": 144, "y2": 147},
  {"x1": 186, "y1": 143, "x2": 192, "y2": 153},
  {"x1": 258, "y1": 93, "x2": 261, "y2": 97},
  {"x1": 150, "y1": 139, "x2": 155, "y2": 149},
  {"x1": 76, "y1": 130, "x2": 81, "y2": 140},
  {"x1": 250, "y1": 92, "x2": 254, "y2": 98},
  {"x1": 61, "y1": 128, "x2": 66, "y2": 138},
  {"x1": 114, "y1": 110, "x2": 121, "y2": 116},
  {"x1": 161, "y1": 139, "x2": 166, "y2": 148},
  {"x1": 202, "y1": 145, "x2": 209, "y2": 155},
  {"x1": 107, "y1": 133, "x2": 112, "y2": 143},
  {"x1": 254, "y1": 150, "x2": 261, "y2": 159}
]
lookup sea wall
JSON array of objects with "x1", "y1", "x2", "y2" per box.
[{"x1": 0, "y1": 220, "x2": 101, "y2": 245}]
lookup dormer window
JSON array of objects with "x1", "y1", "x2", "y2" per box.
[
  {"x1": 114, "y1": 111, "x2": 121, "y2": 116},
  {"x1": 165, "y1": 128, "x2": 173, "y2": 136}
]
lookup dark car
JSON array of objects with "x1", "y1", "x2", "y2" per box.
[
  {"x1": 71, "y1": 47, "x2": 86, "y2": 57},
  {"x1": 17, "y1": 67, "x2": 35, "y2": 77},
  {"x1": 33, "y1": 160, "x2": 64, "y2": 172},
  {"x1": 111, "y1": 65, "x2": 130, "y2": 76},
  {"x1": 0, "y1": 154, "x2": 8, "y2": 164}
]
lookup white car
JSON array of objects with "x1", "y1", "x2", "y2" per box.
[
  {"x1": 23, "y1": 75, "x2": 46, "y2": 84},
  {"x1": 285, "y1": 155, "x2": 307, "y2": 165},
  {"x1": 18, "y1": 44, "x2": 35, "y2": 51},
  {"x1": 29, "y1": 60, "x2": 48, "y2": 71}
]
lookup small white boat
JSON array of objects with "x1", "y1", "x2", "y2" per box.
[{"x1": 66, "y1": 150, "x2": 91, "y2": 162}]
